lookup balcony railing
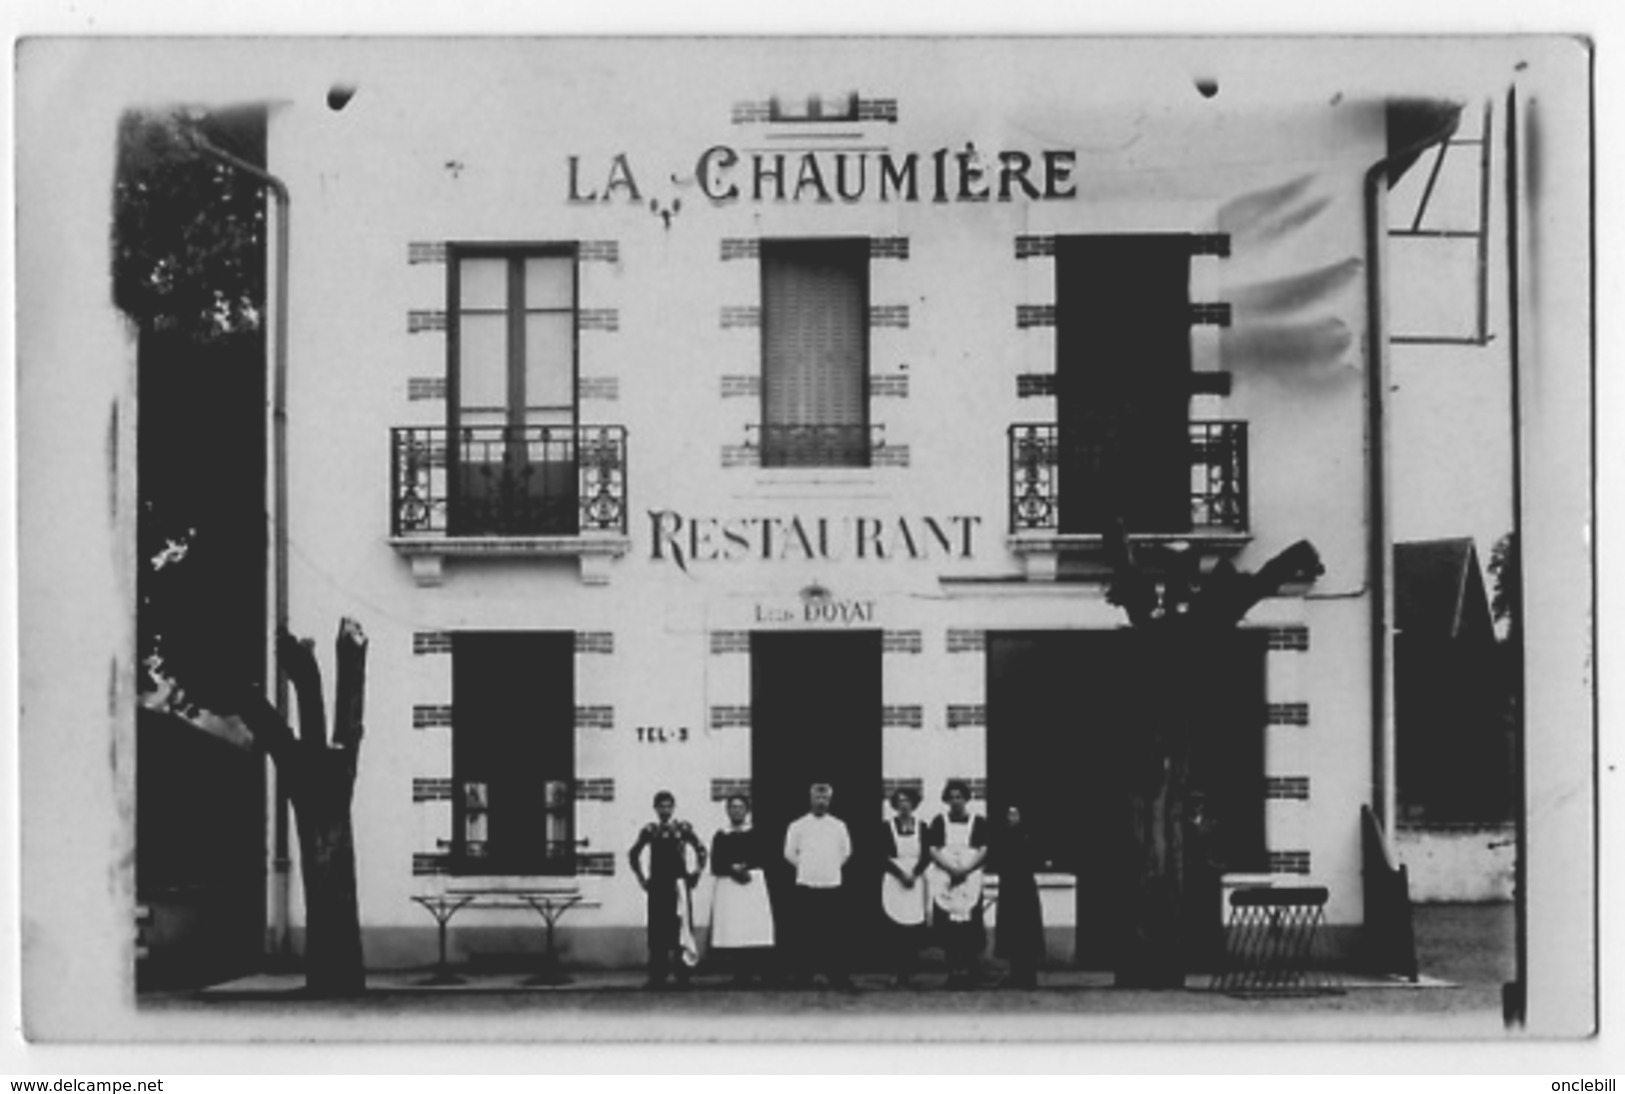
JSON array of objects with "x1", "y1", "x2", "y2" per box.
[
  {"x1": 1008, "y1": 421, "x2": 1248, "y2": 535},
  {"x1": 391, "y1": 424, "x2": 628, "y2": 538},
  {"x1": 745, "y1": 422, "x2": 884, "y2": 469}
]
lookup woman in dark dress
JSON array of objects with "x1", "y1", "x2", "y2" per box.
[
  {"x1": 708, "y1": 795, "x2": 776, "y2": 985},
  {"x1": 992, "y1": 803, "x2": 1045, "y2": 989}
]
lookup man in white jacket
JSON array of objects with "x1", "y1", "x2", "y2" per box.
[{"x1": 783, "y1": 783, "x2": 856, "y2": 990}]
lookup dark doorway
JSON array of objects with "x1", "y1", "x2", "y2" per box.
[
  {"x1": 750, "y1": 630, "x2": 883, "y2": 963},
  {"x1": 987, "y1": 629, "x2": 1267, "y2": 970},
  {"x1": 1054, "y1": 235, "x2": 1194, "y2": 534}
]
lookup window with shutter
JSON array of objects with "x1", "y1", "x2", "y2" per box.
[{"x1": 760, "y1": 238, "x2": 870, "y2": 468}]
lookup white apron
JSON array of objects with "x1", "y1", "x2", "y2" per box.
[
  {"x1": 881, "y1": 818, "x2": 929, "y2": 927},
  {"x1": 927, "y1": 816, "x2": 984, "y2": 923},
  {"x1": 709, "y1": 830, "x2": 775, "y2": 949}
]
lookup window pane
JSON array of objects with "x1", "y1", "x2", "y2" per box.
[
  {"x1": 525, "y1": 256, "x2": 574, "y2": 309},
  {"x1": 459, "y1": 257, "x2": 508, "y2": 310},
  {"x1": 524, "y1": 313, "x2": 574, "y2": 410},
  {"x1": 458, "y1": 314, "x2": 507, "y2": 412}
]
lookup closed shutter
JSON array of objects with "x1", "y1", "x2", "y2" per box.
[{"x1": 761, "y1": 238, "x2": 869, "y2": 466}]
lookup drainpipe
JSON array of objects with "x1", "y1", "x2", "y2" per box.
[
  {"x1": 1362, "y1": 104, "x2": 1461, "y2": 852},
  {"x1": 193, "y1": 135, "x2": 293, "y2": 962}
]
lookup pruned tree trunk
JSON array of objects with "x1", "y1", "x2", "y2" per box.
[
  {"x1": 1104, "y1": 525, "x2": 1322, "y2": 990},
  {"x1": 232, "y1": 619, "x2": 369, "y2": 996},
  {"x1": 1116, "y1": 717, "x2": 1193, "y2": 989}
]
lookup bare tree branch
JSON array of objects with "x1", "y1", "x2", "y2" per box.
[
  {"x1": 332, "y1": 617, "x2": 368, "y2": 754},
  {"x1": 278, "y1": 629, "x2": 328, "y2": 751}
]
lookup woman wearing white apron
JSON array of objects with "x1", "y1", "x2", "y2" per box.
[
  {"x1": 924, "y1": 779, "x2": 990, "y2": 989},
  {"x1": 707, "y1": 795, "x2": 776, "y2": 985},
  {"x1": 879, "y1": 787, "x2": 930, "y2": 987}
]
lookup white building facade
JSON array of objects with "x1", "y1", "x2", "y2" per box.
[{"x1": 269, "y1": 40, "x2": 1420, "y2": 969}]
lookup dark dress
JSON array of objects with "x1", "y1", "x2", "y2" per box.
[{"x1": 992, "y1": 824, "x2": 1045, "y2": 972}]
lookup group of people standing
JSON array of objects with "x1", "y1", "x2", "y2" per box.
[{"x1": 627, "y1": 780, "x2": 1045, "y2": 990}]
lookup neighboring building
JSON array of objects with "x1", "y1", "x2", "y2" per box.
[
  {"x1": 1392, "y1": 537, "x2": 1516, "y2": 904},
  {"x1": 264, "y1": 41, "x2": 1454, "y2": 969}
]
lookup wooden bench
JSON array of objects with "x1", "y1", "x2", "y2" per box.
[{"x1": 410, "y1": 887, "x2": 598, "y2": 985}]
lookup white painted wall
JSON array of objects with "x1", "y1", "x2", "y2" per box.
[{"x1": 265, "y1": 40, "x2": 1387, "y2": 950}]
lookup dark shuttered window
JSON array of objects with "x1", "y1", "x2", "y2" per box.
[{"x1": 760, "y1": 238, "x2": 869, "y2": 467}]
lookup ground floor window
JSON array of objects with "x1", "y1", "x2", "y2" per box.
[{"x1": 450, "y1": 631, "x2": 576, "y2": 875}]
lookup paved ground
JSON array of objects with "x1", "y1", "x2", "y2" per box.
[{"x1": 135, "y1": 903, "x2": 1520, "y2": 1041}]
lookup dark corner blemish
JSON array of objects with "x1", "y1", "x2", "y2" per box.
[{"x1": 328, "y1": 84, "x2": 358, "y2": 112}]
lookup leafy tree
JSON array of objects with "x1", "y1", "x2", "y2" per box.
[{"x1": 113, "y1": 107, "x2": 266, "y2": 341}]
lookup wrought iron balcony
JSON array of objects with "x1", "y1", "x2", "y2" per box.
[
  {"x1": 1008, "y1": 420, "x2": 1248, "y2": 536},
  {"x1": 391, "y1": 424, "x2": 628, "y2": 539},
  {"x1": 745, "y1": 422, "x2": 884, "y2": 469}
]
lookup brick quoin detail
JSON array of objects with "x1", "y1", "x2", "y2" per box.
[
  {"x1": 1016, "y1": 373, "x2": 1057, "y2": 398},
  {"x1": 1016, "y1": 305, "x2": 1056, "y2": 329},
  {"x1": 408, "y1": 241, "x2": 448, "y2": 265},
  {"x1": 575, "y1": 631, "x2": 615, "y2": 655},
  {"x1": 578, "y1": 377, "x2": 620, "y2": 401},
  {"x1": 407, "y1": 377, "x2": 447, "y2": 401},
  {"x1": 870, "y1": 374, "x2": 909, "y2": 399},
  {"x1": 578, "y1": 308, "x2": 620, "y2": 332},
  {"x1": 720, "y1": 375, "x2": 761, "y2": 399},
  {"x1": 1266, "y1": 626, "x2": 1311, "y2": 651},
  {"x1": 870, "y1": 305, "x2": 910, "y2": 329},
  {"x1": 1267, "y1": 702, "x2": 1311, "y2": 727},
  {"x1": 1188, "y1": 302, "x2": 1233, "y2": 327},
  {"x1": 413, "y1": 705, "x2": 452, "y2": 729},
  {"x1": 721, "y1": 306, "x2": 761, "y2": 330},
  {"x1": 1265, "y1": 776, "x2": 1311, "y2": 801},
  {"x1": 412, "y1": 778, "x2": 453, "y2": 802},
  {"x1": 720, "y1": 238, "x2": 761, "y2": 261},
  {"x1": 413, "y1": 631, "x2": 451, "y2": 655},
  {"x1": 575, "y1": 778, "x2": 616, "y2": 802},
  {"x1": 710, "y1": 777, "x2": 753, "y2": 802},
  {"x1": 882, "y1": 705, "x2": 924, "y2": 729},
  {"x1": 1268, "y1": 851, "x2": 1312, "y2": 875},
  {"x1": 710, "y1": 630, "x2": 750, "y2": 655},
  {"x1": 580, "y1": 240, "x2": 620, "y2": 263},
  {"x1": 856, "y1": 99, "x2": 900, "y2": 122},
  {"x1": 946, "y1": 629, "x2": 986, "y2": 653},
  {"x1": 1014, "y1": 235, "x2": 1056, "y2": 259},
  {"x1": 871, "y1": 444, "x2": 910, "y2": 468},
  {"x1": 947, "y1": 704, "x2": 986, "y2": 729},
  {"x1": 408, "y1": 310, "x2": 447, "y2": 333},
  {"x1": 869, "y1": 237, "x2": 910, "y2": 260},
  {"x1": 577, "y1": 852, "x2": 616, "y2": 877},
  {"x1": 576, "y1": 705, "x2": 614, "y2": 731},
  {"x1": 412, "y1": 853, "x2": 450, "y2": 876},
  {"x1": 882, "y1": 630, "x2": 923, "y2": 654},
  {"x1": 721, "y1": 444, "x2": 760, "y2": 469},
  {"x1": 710, "y1": 705, "x2": 751, "y2": 730}
]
